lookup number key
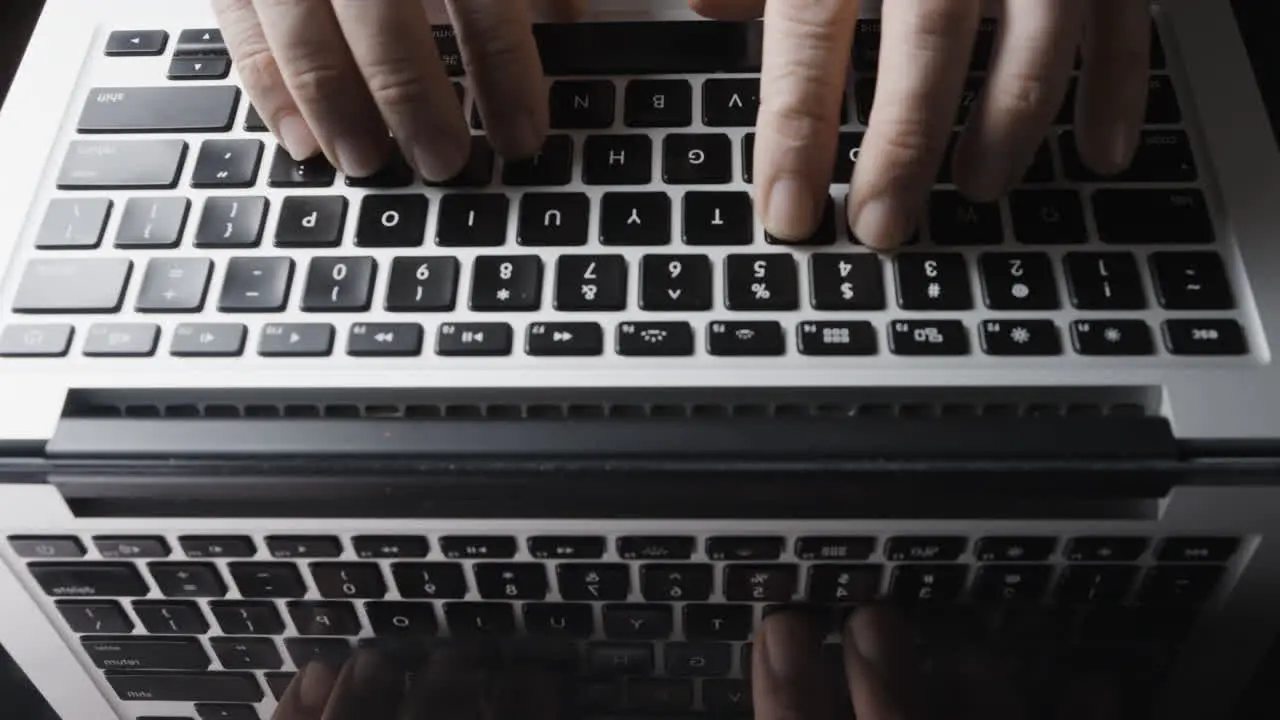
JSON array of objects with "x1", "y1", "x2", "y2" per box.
[
  {"x1": 385, "y1": 257, "x2": 459, "y2": 312},
  {"x1": 896, "y1": 254, "x2": 972, "y2": 310},
  {"x1": 725, "y1": 255, "x2": 798, "y2": 311},
  {"x1": 809, "y1": 254, "x2": 885, "y2": 310},
  {"x1": 979, "y1": 253, "x2": 1059, "y2": 310},
  {"x1": 470, "y1": 256, "x2": 542, "y2": 311},
  {"x1": 310, "y1": 563, "x2": 386, "y2": 599},
  {"x1": 1065, "y1": 252, "x2": 1146, "y2": 310},
  {"x1": 301, "y1": 257, "x2": 375, "y2": 312},
  {"x1": 555, "y1": 256, "x2": 627, "y2": 311},
  {"x1": 641, "y1": 255, "x2": 712, "y2": 311}
]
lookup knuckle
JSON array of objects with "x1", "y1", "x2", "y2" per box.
[
  {"x1": 874, "y1": 115, "x2": 943, "y2": 163},
  {"x1": 284, "y1": 56, "x2": 349, "y2": 106},
  {"x1": 362, "y1": 61, "x2": 432, "y2": 112},
  {"x1": 990, "y1": 71, "x2": 1056, "y2": 122},
  {"x1": 230, "y1": 44, "x2": 282, "y2": 93}
]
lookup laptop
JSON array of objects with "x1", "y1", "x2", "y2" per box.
[{"x1": 1, "y1": 0, "x2": 1279, "y2": 718}]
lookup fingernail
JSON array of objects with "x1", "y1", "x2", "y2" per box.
[
  {"x1": 850, "y1": 196, "x2": 907, "y2": 249},
  {"x1": 277, "y1": 114, "x2": 318, "y2": 161},
  {"x1": 334, "y1": 138, "x2": 384, "y2": 179},
  {"x1": 765, "y1": 175, "x2": 819, "y2": 241},
  {"x1": 414, "y1": 142, "x2": 468, "y2": 184}
]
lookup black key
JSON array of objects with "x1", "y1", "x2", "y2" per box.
[
  {"x1": 284, "y1": 638, "x2": 352, "y2": 667},
  {"x1": 391, "y1": 563, "x2": 468, "y2": 599},
  {"x1": 175, "y1": 28, "x2": 228, "y2": 56},
  {"x1": 601, "y1": 192, "x2": 671, "y2": 246},
  {"x1": 1008, "y1": 190, "x2": 1088, "y2": 245},
  {"x1": 1066, "y1": 537, "x2": 1148, "y2": 562},
  {"x1": 95, "y1": 537, "x2": 170, "y2": 559},
  {"x1": 974, "y1": 537, "x2": 1056, "y2": 562},
  {"x1": 267, "y1": 146, "x2": 336, "y2": 188},
  {"x1": 436, "y1": 194, "x2": 509, "y2": 247},
  {"x1": 555, "y1": 255, "x2": 627, "y2": 311},
  {"x1": 288, "y1": 601, "x2": 362, "y2": 636},
  {"x1": 217, "y1": 257, "x2": 292, "y2": 312},
  {"x1": 707, "y1": 321, "x2": 785, "y2": 357},
  {"x1": 831, "y1": 132, "x2": 865, "y2": 183},
  {"x1": 106, "y1": 30, "x2": 169, "y2": 56},
  {"x1": 1159, "y1": 537, "x2": 1240, "y2": 564},
  {"x1": 1093, "y1": 189, "x2": 1215, "y2": 245},
  {"x1": 724, "y1": 565, "x2": 798, "y2": 602},
  {"x1": 980, "y1": 320, "x2": 1062, "y2": 357},
  {"x1": 310, "y1": 563, "x2": 386, "y2": 599},
  {"x1": 210, "y1": 638, "x2": 282, "y2": 671},
  {"x1": 200, "y1": 701, "x2": 267, "y2": 719},
  {"x1": 619, "y1": 536, "x2": 695, "y2": 560},
  {"x1": 57, "y1": 139, "x2": 187, "y2": 190},
  {"x1": 444, "y1": 602, "x2": 516, "y2": 636},
  {"x1": 180, "y1": 536, "x2": 256, "y2": 559},
  {"x1": 356, "y1": 195, "x2": 428, "y2": 248},
  {"x1": 550, "y1": 80, "x2": 615, "y2": 128},
  {"x1": 885, "y1": 537, "x2": 966, "y2": 562},
  {"x1": 683, "y1": 191, "x2": 752, "y2": 246},
  {"x1": 229, "y1": 563, "x2": 306, "y2": 599},
  {"x1": 797, "y1": 321, "x2": 877, "y2": 356},
  {"x1": 641, "y1": 564, "x2": 712, "y2": 602},
  {"x1": 890, "y1": 565, "x2": 967, "y2": 604},
  {"x1": 264, "y1": 673, "x2": 294, "y2": 701},
  {"x1": 684, "y1": 604, "x2": 752, "y2": 641},
  {"x1": 1021, "y1": 142, "x2": 1057, "y2": 183},
  {"x1": 1145, "y1": 75, "x2": 1183, "y2": 123},
  {"x1": 663, "y1": 134, "x2": 732, "y2": 184},
  {"x1": 209, "y1": 602, "x2": 285, "y2": 635},
  {"x1": 474, "y1": 563, "x2": 548, "y2": 600},
  {"x1": 470, "y1": 256, "x2": 542, "y2": 311},
  {"x1": 353, "y1": 537, "x2": 429, "y2": 559},
  {"x1": 105, "y1": 671, "x2": 262, "y2": 703},
  {"x1": 366, "y1": 601, "x2": 438, "y2": 636},
  {"x1": 629, "y1": 679, "x2": 695, "y2": 710},
  {"x1": 57, "y1": 600, "x2": 134, "y2": 633},
  {"x1": 78, "y1": 86, "x2": 238, "y2": 133},
  {"x1": 385, "y1": 257, "x2": 460, "y2": 312},
  {"x1": 930, "y1": 192, "x2": 1003, "y2": 245},
  {"x1": 768, "y1": 196, "x2": 838, "y2": 246},
  {"x1": 807, "y1": 564, "x2": 884, "y2": 603},
  {"x1": 259, "y1": 323, "x2": 335, "y2": 358},
  {"x1": 617, "y1": 321, "x2": 694, "y2": 356},
  {"x1": 195, "y1": 196, "x2": 268, "y2": 248},
  {"x1": 525, "y1": 603, "x2": 594, "y2": 638},
  {"x1": 82, "y1": 323, "x2": 159, "y2": 357},
  {"x1": 12, "y1": 258, "x2": 131, "y2": 314},
  {"x1": 133, "y1": 601, "x2": 209, "y2": 635},
  {"x1": 586, "y1": 643, "x2": 653, "y2": 676},
  {"x1": 980, "y1": 253, "x2": 1059, "y2": 310},
  {"x1": 86, "y1": 636, "x2": 207, "y2": 671},
  {"x1": 502, "y1": 135, "x2": 574, "y2": 186},
  {"x1": 166, "y1": 56, "x2": 231, "y2": 80},
  {"x1": 1060, "y1": 130, "x2": 1197, "y2": 183},
  {"x1": 725, "y1": 255, "x2": 799, "y2": 311},
  {"x1": 558, "y1": 564, "x2": 629, "y2": 601},
  {"x1": 244, "y1": 105, "x2": 267, "y2": 132},
  {"x1": 707, "y1": 537, "x2": 783, "y2": 562},
  {"x1": 703, "y1": 79, "x2": 759, "y2": 127},
  {"x1": 1071, "y1": 320, "x2": 1154, "y2": 356},
  {"x1": 275, "y1": 196, "x2": 347, "y2": 248},
  {"x1": 530, "y1": 537, "x2": 605, "y2": 560},
  {"x1": 625, "y1": 79, "x2": 693, "y2": 127},
  {"x1": 896, "y1": 254, "x2": 971, "y2": 310},
  {"x1": 528, "y1": 322, "x2": 605, "y2": 357},
  {"x1": 30, "y1": 563, "x2": 147, "y2": 598},
  {"x1": 150, "y1": 563, "x2": 227, "y2": 598},
  {"x1": 518, "y1": 193, "x2": 590, "y2": 246},
  {"x1": 191, "y1": 140, "x2": 261, "y2": 189},
  {"x1": 35, "y1": 197, "x2": 112, "y2": 249},
  {"x1": 584, "y1": 135, "x2": 652, "y2": 185},
  {"x1": 1164, "y1": 321, "x2": 1247, "y2": 356},
  {"x1": 853, "y1": 77, "x2": 876, "y2": 125},
  {"x1": 809, "y1": 254, "x2": 887, "y2": 311},
  {"x1": 440, "y1": 536, "x2": 517, "y2": 559},
  {"x1": 1064, "y1": 252, "x2": 1146, "y2": 310},
  {"x1": 347, "y1": 154, "x2": 415, "y2": 189},
  {"x1": 348, "y1": 323, "x2": 424, "y2": 357},
  {"x1": 437, "y1": 323, "x2": 513, "y2": 356},
  {"x1": 9, "y1": 536, "x2": 85, "y2": 558},
  {"x1": 889, "y1": 320, "x2": 970, "y2": 356},
  {"x1": 705, "y1": 679, "x2": 752, "y2": 713},
  {"x1": 796, "y1": 537, "x2": 876, "y2": 561},
  {"x1": 170, "y1": 324, "x2": 246, "y2": 357},
  {"x1": 1150, "y1": 252, "x2": 1234, "y2": 310},
  {"x1": 640, "y1": 255, "x2": 712, "y2": 311},
  {"x1": 427, "y1": 136, "x2": 494, "y2": 188},
  {"x1": 602, "y1": 604, "x2": 672, "y2": 639},
  {"x1": 1138, "y1": 566, "x2": 1224, "y2": 607},
  {"x1": 972, "y1": 565, "x2": 1052, "y2": 603},
  {"x1": 115, "y1": 197, "x2": 189, "y2": 249},
  {"x1": 301, "y1": 257, "x2": 376, "y2": 312},
  {"x1": 1055, "y1": 565, "x2": 1137, "y2": 604}
]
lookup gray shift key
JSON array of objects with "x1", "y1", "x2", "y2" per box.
[
  {"x1": 12, "y1": 259, "x2": 132, "y2": 313},
  {"x1": 78, "y1": 86, "x2": 239, "y2": 133},
  {"x1": 58, "y1": 140, "x2": 187, "y2": 190}
]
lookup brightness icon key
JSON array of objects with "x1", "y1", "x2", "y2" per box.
[
  {"x1": 617, "y1": 322, "x2": 694, "y2": 357},
  {"x1": 707, "y1": 321, "x2": 785, "y2": 357},
  {"x1": 1071, "y1": 319, "x2": 1154, "y2": 357},
  {"x1": 979, "y1": 320, "x2": 1061, "y2": 357}
]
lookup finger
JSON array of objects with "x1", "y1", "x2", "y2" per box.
[
  {"x1": 689, "y1": 0, "x2": 765, "y2": 21},
  {"x1": 953, "y1": 0, "x2": 1082, "y2": 200},
  {"x1": 849, "y1": 0, "x2": 982, "y2": 249},
  {"x1": 751, "y1": 610, "x2": 834, "y2": 720},
  {"x1": 213, "y1": 0, "x2": 319, "y2": 160},
  {"x1": 251, "y1": 0, "x2": 387, "y2": 177},
  {"x1": 533, "y1": 0, "x2": 588, "y2": 21},
  {"x1": 329, "y1": 0, "x2": 470, "y2": 181},
  {"x1": 842, "y1": 605, "x2": 924, "y2": 720},
  {"x1": 444, "y1": 0, "x2": 548, "y2": 158},
  {"x1": 316, "y1": 648, "x2": 404, "y2": 720},
  {"x1": 754, "y1": 0, "x2": 859, "y2": 241},
  {"x1": 1075, "y1": 0, "x2": 1150, "y2": 174},
  {"x1": 272, "y1": 660, "x2": 339, "y2": 720}
]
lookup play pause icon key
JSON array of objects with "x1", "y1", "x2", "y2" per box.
[
  {"x1": 105, "y1": 30, "x2": 168, "y2": 57},
  {"x1": 259, "y1": 323, "x2": 335, "y2": 357}
]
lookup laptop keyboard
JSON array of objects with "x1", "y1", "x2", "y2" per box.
[{"x1": 0, "y1": 19, "x2": 1254, "y2": 362}]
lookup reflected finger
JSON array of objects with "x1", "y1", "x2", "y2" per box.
[
  {"x1": 270, "y1": 660, "x2": 340, "y2": 720},
  {"x1": 689, "y1": 0, "x2": 766, "y2": 20}
]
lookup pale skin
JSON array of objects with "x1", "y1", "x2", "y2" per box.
[{"x1": 213, "y1": 0, "x2": 1149, "y2": 250}]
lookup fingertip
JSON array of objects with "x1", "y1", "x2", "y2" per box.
[
  {"x1": 275, "y1": 113, "x2": 321, "y2": 162},
  {"x1": 1076, "y1": 116, "x2": 1141, "y2": 176},
  {"x1": 761, "y1": 175, "x2": 823, "y2": 243},
  {"x1": 848, "y1": 195, "x2": 912, "y2": 251}
]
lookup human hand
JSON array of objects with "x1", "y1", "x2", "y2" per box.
[{"x1": 692, "y1": 0, "x2": 1151, "y2": 249}]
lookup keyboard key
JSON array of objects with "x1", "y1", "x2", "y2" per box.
[
  {"x1": 30, "y1": 563, "x2": 147, "y2": 597},
  {"x1": 1150, "y1": 252, "x2": 1234, "y2": 310},
  {"x1": 150, "y1": 563, "x2": 227, "y2": 598},
  {"x1": 708, "y1": 321, "x2": 785, "y2": 356},
  {"x1": 356, "y1": 195, "x2": 428, "y2": 248},
  {"x1": 550, "y1": 80, "x2": 615, "y2": 128},
  {"x1": 684, "y1": 604, "x2": 752, "y2": 640},
  {"x1": 524, "y1": 603, "x2": 594, "y2": 638},
  {"x1": 617, "y1": 321, "x2": 694, "y2": 356},
  {"x1": 106, "y1": 30, "x2": 169, "y2": 56},
  {"x1": 440, "y1": 536, "x2": 517, "y2": 559},
  {"x1": 707, "y1": 537, "x2": 783, "y2": 561},
  {"x1": 1138, "y1": 566, "x2": 1224, "y2": 607},
  {"x1": 889, "y1": 320, "x2": 970, "y2": 356},
  {"x1": 796, "y1": 537, "x2": 876, "y2": 561},
  {"x1": 1093, "y1": 189, "x2": 1214, "y2": 245},
  {"x1": 601, "y1": 192, "x2": 671, "y2": 246},
  {"x1": 191, "y1": 140, "x2": 262, "y2": 188},
  {"x1": 347, "y1": 154, "x2": 415, "y2": 188},
  {"x1": 1064, "y1": 252, "x2": 1146, "y2": 310},
  {"x1": 630, "y1": 679, "x2": 695, "y2": 710},
  {"x1": 1060, "y1": 130, "x2": 1197, "y2": 182},
  {"x1": 171, "y1": 324, "x2": 246, "y2": 357},
  {"x1": 895, "y1": 254, "x2": 972, "y2": 310},
  {"x1": 366, "y1": 601, "x2": 437, "y2": 636},
  {"x1": 620, "y1": 538, "x2": 692, "y2": 562},
  {"x1": 831, "y1": 132, "x2": 865, "y2": 183},
  {"x1": 625, "y1": 79, "x2": 693, "y2": 127},
  {"x1": 1056, "y1": 565, "x2": 1136, "y2": 604},
  {"x1": 683, "y1": 192, "x2": 752, "y2": 246},
  {"x1": 528, "y1": 322, "x2": 605, "y2": 356},
  {"x1": 284, "y1": 638, "x2": 352, "y2": 667},
  {"x1": 437, "y1": 322, "x2": 513, "y2": 356},
  {"x1": 445, "y1": 602, "x2": 516, "y2": 636},
  {"x1": 1010, "y1": 190, "x2": 1087, "y2": 245},
  {"x1": 725, "y1": 255, "x2": 799, "y2": 311},
  {"x1": 890, "y1": 565, "x2": 967, "y2": 604},
  {"x1": 94, "y1": 537, "x2": 169, "y2": 558},
  {"x1": 555, "y1": 255, "x2": 627, "y2": 311},
  {"x1": 518, "y1": 193, "x2": 590, "y2": 246},
  {"x1": 58, "y1": 600, "x2": 133, "y2": 633},
  {"x1": 9, "y1": 536, "x2": 85, "y2": 558},
  {"x1": 209, "y1": 601, "x2": 285, "y2": 635},
  {"x1": 275, "y1": 196, "x2": 347, "y2": 248},
  {"x1": 175, "y1": 28, "x2": 228, "y2": 56},
  {"x1": 1158, "y1": 538, "x2": 1239, "y2": 563},
  {"x1": 210, "y1": 638, "x2": 282, "y2": 670},
  {"x1": 475, "y1": 563, "x2": 548, "y2": 600},
  {"x1": 642, "y1": 564, "x2": 712, "y2": 602},
  {"x1": 288, "y1": 601, "x2": 361, "y2": 635},
  {"x1": 351, "y1": 537, "x2": 428, "y2": 559},
  {"x1": 974, "y1": 537, "x2": 1056, "y2": 562},
  {"x1": 301, "y1": 257, "x2": 376, "y2": 312},
  {"x1": 13, "y1": 258, "x2": 132, "y2": 314},
  {"x1": 1163, "y1": 320, "x2": 1247, "y2": 356},
  {"x1": 57, "y1": 140, "x2": 187, "y2": 190},
  {"x1": 529, "y1": 537, "x2": 604, "y2": 560},
  {"x1": 217, "y1": 257, "x2": 293, "y2": 312},
  {"x1": 1071, "y1": 320, "x2": 1154, "y2": 356},
  {"x1": 980, "y1": 253, "x2": 1059, "y2": 310},
  {"x1": 132, "y1": 601, "x2": 209, "y2": 635},
  {"x1": 807, "y1": 564, "x2": 883, "y2": 602},
  {"x1": 310, "y1": 563, "x2": 386, "y2": 599},
  {"x1": 796, "y1": 320, "x2": 877, "y2": 356},
  {"x1": 587, "y1": 643, "x2": 653, "y2": 675},
  {"x1": 264, "y1": 673, "x2": 294, "y2": 701},
  {"x1": 258, "y1": 323, "x2": 334, "y2": 357},
  {"x1": 228, "y1": 563, "x2": 306, "y2": 598},
  {"x1": 180, "y1": 536, "x2": 256, "y2": 559},
  {"x1": 885, "y1": 537, "x2": 966, "y2": 562},
  {"x1": 36, "y1": 198, "x2": 112, "y2": 249},
  {"x1": 809, "y1": 254, "x2": 886, "y2": 311},
  {"x1": 980, "y1": 320, "x2": 1061, "y2": 356},
  {"x1": 161, "y1": 58, "x2": 227, "y2": 82},
  {"x1": 84, "y1": 637, "x2": 210, "y2": 671},
  {"x1": 436, "y1": 194, "x2": 508, "y2": 247},
  {"x1": 584, "y1": 135, "x2": 652, "y2": 185},
  {"x1": 78, "y1": 86, "x2": 238, "y2": 133},
  {"x1": 347, "y1": 323, "x2": 423, "y2": 357},
  {"x1": 195, "y1": 197, "x2": 268, "y2": 248},
  {"x1": 267, "y1": 146, "x2": 336, "y2": 188},
  {"x1": 115, "y1": 197, "x2": 189, "y2": 249},
  {"x1": 602, "y1": 604, "x2": 672, "y2": 639},
  {"x1": 470, "y1": 256, "x2": 542, "y2": 311},
  {"x1": 106, "y1": 671, "x2": 262, "y2": 703},
  {"x1": 930, "y1": 192, "x2": 1002, "y2": 245},
  {"x1": 391, "y1": 563, "x2": 467, "y2": 599},
  {"x1": 640, "y1": 255, "x2": 712, "y2": 311},
  {"x1": 503, "y1": 135, "x2": 574, "y2": 186},
  {"x1": 724, "y1": 564, "x2": 797, "y2": 602},
  {"x1": 703, "y1": 79, "x2": 759, "y2": 126},
  {"x1": 379, "y1": 257, "x2": 459, "y2": 313},
  {"x1": 559, "y1": 564, "x2": 629, "y2": 601},
  {"x1": 705, "y1": 679, "x2": 752, "y2": 713},
  {"x1": 663, "y1": 134, "x2": 732, "y2": 184},
  {"x1": 1066, "y1": 537, "x2": 1148, "y2": 562},
  {"x1": 972, "y1": 565, "x2": 1052, "y2": 603},
  {"x1": 427, "y1": 136, "x2": 494, "y2": 188}
]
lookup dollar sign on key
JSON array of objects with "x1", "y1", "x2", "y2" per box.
[{"x1": 841, "y1": 283, "x2": 854, "y2": 300}]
